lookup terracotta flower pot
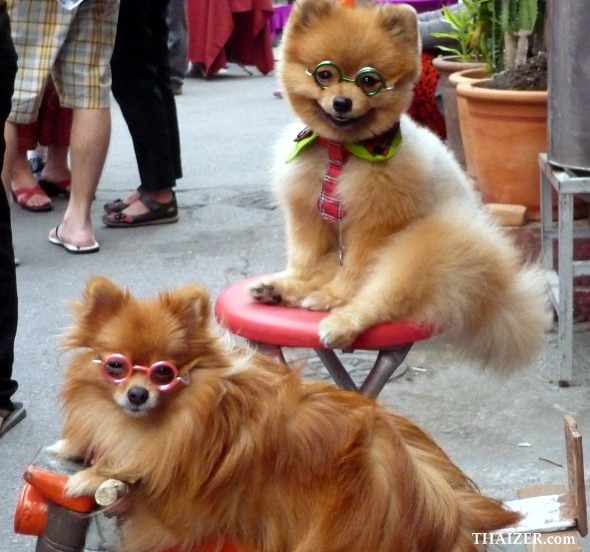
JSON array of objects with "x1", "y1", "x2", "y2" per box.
[
  {"x1": 432, "y1": 56, "x2": 486, "y2": 169},
  {"x1": 449, "y1": 68, "x2": 490, "y2": 187},
  {"x1": 456, "y1": 80, "x2": 548, "y2": 220}
]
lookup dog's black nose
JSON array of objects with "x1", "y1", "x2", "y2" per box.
[
  {"x1": 127, "y1": 386, "x2": 149, "y2": 405},
  {"x1": 333, "y1": 96, "x2": 353, "y2": 114}
]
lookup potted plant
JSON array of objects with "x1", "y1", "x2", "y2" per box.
[
  {"x1": 431, "y1": 1, "x2": 489, "y2": 169},
  {"x1": 455, "y1": 0, "x2": 549, "y2": 220}
]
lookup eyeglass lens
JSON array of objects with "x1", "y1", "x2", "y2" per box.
[
  {"x1": 103, "y1": 356, "x2": 177, "y2": 386},
  {"x1": 311, "y1": 62, "x2": 387, "y2": 96}
]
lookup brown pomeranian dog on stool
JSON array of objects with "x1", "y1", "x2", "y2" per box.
[
  {"x1": 52, "y1": 276, "x2": 520, "y2": 552},
  {"x1": 250, "y1": 0, "x2": 551, "y2": 373}
]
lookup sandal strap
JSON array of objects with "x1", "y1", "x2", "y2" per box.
[
  {"x1": 138, "y1": 192, "x2": 177, "y2": 214},
  {"x1": 13, "y1": 185, "x2": 49, "y2": 202}
]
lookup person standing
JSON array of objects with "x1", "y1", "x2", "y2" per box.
[
  {"x1": 0, "y1": 0, "x2": 25, "y2": 437},
  {"x1": 103, "y1": 0, "x2": 181, "y2": 228},
  {"x1": 3, "y1": 0, "x2": 120, "y2": 253}
]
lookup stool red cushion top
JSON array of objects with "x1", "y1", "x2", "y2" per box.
[{"x1": 214, "y1": 276, "x2": 434, "y2": 350}]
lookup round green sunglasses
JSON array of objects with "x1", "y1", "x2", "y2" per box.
[{"x1": 305, "y1": 61, "x2": 395, "y2": 97}]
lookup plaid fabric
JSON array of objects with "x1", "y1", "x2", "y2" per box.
[
  {"x1": 317, "y1": 138, "x2": 349, "y2": 223},
  {"x1": 16, "y1": 78, "x2": 73, "y2": 149},
  {"x1": 7, "y1": 0, "x2": 119, "y2": 124}
]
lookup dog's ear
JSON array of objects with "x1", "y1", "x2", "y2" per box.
[
  {"x1": 289, "y1": 0, "x2": 337, "y2": 30},
  {"x1": 378, "y1": 4, "x2": 419, "y2": 50},
  {"x1": 65, "y1": 276, "x2": 130, "y2": 349},
  {"x1": 159, "y1": 284, "x2": 211, "y2": 334},
  {"x1": 81, "y1": 275, "x2": 129, "y2": 320}
]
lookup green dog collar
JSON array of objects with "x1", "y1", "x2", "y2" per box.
[{"x1": 286, "y1": 124, "x2": 402, "y2": 163}]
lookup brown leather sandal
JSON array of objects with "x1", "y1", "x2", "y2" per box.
[{"x1": 102, "y1": 192, "x2": 178, "y2": 227}]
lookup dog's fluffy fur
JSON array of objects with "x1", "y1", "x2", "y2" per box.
[
  {"x1": 57, "y1": 277, "x2": 520, "y2": 552},
  {"x1": 250, "y1": 0, "x2": 551, "y2": 372}
]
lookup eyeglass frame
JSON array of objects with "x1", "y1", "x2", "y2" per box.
[
  {"x1": 94, "y1": 353, "x2": 190, "y2": 392},
  {"x1": 305, "y1": 61, "x2": 395, "y2": 97}
]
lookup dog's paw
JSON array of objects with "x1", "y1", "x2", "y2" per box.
[
  {"x1": 249, "y1": 281, "x2": 282, "y2": 305},
  {"x1": 46, "y1": 439, "x2": 85, "y2": 462},
  {"x1": 46, "y1": 439, "x2": 68, "y2": 456},
  {"x1": 301, "y1": 291, "x2": 343, "y2": 311},
  {"x1": 318, "y1": 312, "x2": 362, "y2": 349},
  {"x1": 66, "y1": 470, "x2": 108, "y2": 498}
]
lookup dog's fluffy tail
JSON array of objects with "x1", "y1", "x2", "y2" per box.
[
  {"x1": 383, "y1": 414, "x2": 521, "y2": 551},
  {"x1": 447, "y1": 262, "x2": 552, "y2": 374},
  {"x1": 453, "y1": 493, "x2": 522, "y2": 551}
]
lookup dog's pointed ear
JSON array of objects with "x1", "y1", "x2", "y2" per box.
[
  {"x1": 159, "y1": 284, "x2": 211, "y2": 333},
  {"x1": 81, "y1": 275, "x2": 128, "y2": 318},
  {"x1": 65, "y1": 276, "x2": 129, "y2": 349},
  {"x1": 289, "y1": 0, "x2": 338, "y2": 30},
  {"x1": 379, "y1": 4, "x2": 419, "y2": 50}
]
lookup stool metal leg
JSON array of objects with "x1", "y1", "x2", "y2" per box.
[
  {"x1": 313, "y1": 349, "x2": 359, "y2": 392},
  {"x1": 360, "y1": 343, "x2": 413, "y2": 398},
  {"x1": 250, "y1": 339, "x2": 412, "y2": 397}
]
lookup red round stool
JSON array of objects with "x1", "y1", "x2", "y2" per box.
[{"x1": 214, "y1": 275, "x2": 434, "y2": 398}]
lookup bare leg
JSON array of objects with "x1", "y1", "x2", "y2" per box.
[
  {"x1": 51, "y1": 108, "x2": 110, "y2": 248},
  {"x1": 10, "y1": 151, "x2": 53, "y2": 209},
  {"x1": 41, "y1": 144, "x2": 71, "y2": 184},
  {"x1": 1, "y1": 122, "x2": 17, "y2": 201}
]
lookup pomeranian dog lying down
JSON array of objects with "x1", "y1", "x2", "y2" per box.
[
  {"x1": 250, "y1": 0, "x2": 551, "y2": 373},
  {"x1": 53, "y1": 277, "x2": 520, "y2": 552}
]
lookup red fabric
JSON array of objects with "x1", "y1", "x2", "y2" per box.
[
  {"x1": 186, "y1": 0, "x2": 274, "y2": 77},
  {"x1": 16, "y1": 79, "x2": 72, "y2": 150},
  {"x1": 407, "y1": 52, "x2": 446, "y2": 140},
  {"x1": 317, "y1": 138, "x2": 349, "y2": 223}
]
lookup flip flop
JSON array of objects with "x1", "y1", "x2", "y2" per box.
[
  {"x1": 0, "y1": 402, "x2": 26, "y2": 438},
  {"x1": 38, "y1": 178, "x2": 71, "y2": 198},
  {"x1": 12, "y1": 185, "x2": 53, "y2": 212},
  {"x1": 48, "y1": 225, "x2": 100, "y2": 254}
]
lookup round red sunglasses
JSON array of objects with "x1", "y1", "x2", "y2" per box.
[{"x1": 94, "y1": 354, "x2": 189, "y2": 391}]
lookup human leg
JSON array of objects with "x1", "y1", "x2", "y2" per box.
[
  {"x1": 107, "y1": 0, "x2": 181, "y2": 223},
  {"x1": 48, "y1": 0, "x2": 119, "y2": 249},
  {"x1": 166, "y1": 0, "x2": 188, "y2": 93},
  {"x1": 8, "y1": 76, "x2": 73, "y2": 209},
  {"x1": 39, "y1": 144, "x2": 71, "y2": 196},
  {"x1": 0, "y1": 0, "x2": 25, "y2": 434},
  {"x1": 38, "y1": 78, "x2": 72, "y2": 195},
  {"x1": 49, "y1": 107, "x2": 110, "y2": 249},
  {"x1": 7, "y1": 121, "x2": 53, "y2": 211},
  {"x1": 6, "y1": 0, "x2": 80, "y2": 215}
]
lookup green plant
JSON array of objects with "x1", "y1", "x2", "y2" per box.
[
  {"x1": 480, "y1": 0, "x2": 546, "y2": 73},
  {"x1": 433, "y1": 0, "x2": 546, "y2": 74},
  {"x1": 500, "y1": 0, "x2": 538, "y2": 68},
  {"x1": 431, "y1": 0, "x2": 487, "y2": 63}
]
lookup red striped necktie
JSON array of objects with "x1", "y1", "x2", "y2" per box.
[{"x1": 317, "y1": 138, "x2": 349, "y2": 223}]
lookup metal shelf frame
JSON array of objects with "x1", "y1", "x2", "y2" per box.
[{"x1": 539, "y1": 153, "x2": 590, "y2": 384}]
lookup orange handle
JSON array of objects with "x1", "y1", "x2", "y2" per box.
[
  {"x1": 14, "y1": 483, "x2": 48, "y2": 536},
  {"x1": 23, "y1": 466, "x2": 95, "y2": 513},
  {"x1": 339, "y1": 0, "x2": 355, "y2": 6}
]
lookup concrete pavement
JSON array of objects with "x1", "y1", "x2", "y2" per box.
[{"x1": 1, "y1": 63, "x2": 589, "y2": 551}]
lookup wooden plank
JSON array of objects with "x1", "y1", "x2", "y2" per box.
[
  {"x1": 564, "y1": 415, "x2": 588, "y2": 536},
  {"x1": 516, "y1": 486, "x2": 580, "y2": 551}
]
